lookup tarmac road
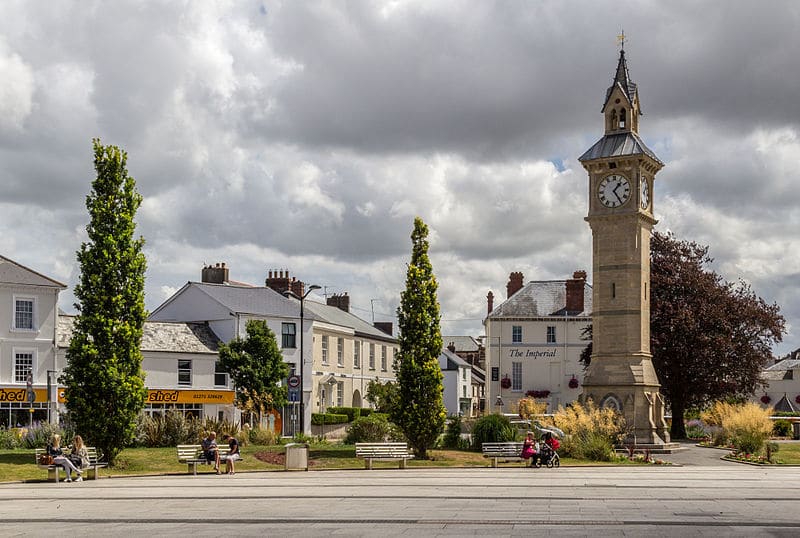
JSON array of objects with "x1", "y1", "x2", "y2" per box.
[{"x1": 2, "y1": 450, "x2": 799, "y2": 538}]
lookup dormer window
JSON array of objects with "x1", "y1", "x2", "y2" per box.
[{"x1": 619, "y1": 108, "x2": 626, "y2": 129}]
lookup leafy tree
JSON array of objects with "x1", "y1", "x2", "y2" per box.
[
  {"x1": 218, "y1": 320, "x2": 289, "y2": 424},
  {"x1": 392, "y1": 217, "x2": 447, "y2": 459},
  {"x1": 365, "y1": 378, "x2": 399, "y2": 414},
  {"x1": 650, "y1": 232, "x2": 784, "y2": 438},
  {"x1": 580, "y1": 232, "x2": 785, "y2": 439},
  {"x1": 61, "y1": 140, "x2": 148, "y2": 466}
]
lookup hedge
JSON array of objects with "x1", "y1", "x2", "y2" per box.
[
  {"x1": 327, "y1": 407, "x2": 362, "y2": 422},
  {"x1": 311, "y1": 413, "x2": 349, "y2": 426}
]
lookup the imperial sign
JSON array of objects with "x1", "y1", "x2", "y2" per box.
[{"x1": 508, "y1": 348, "x2": 558, "y2": 359}]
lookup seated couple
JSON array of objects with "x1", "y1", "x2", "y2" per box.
[{"x1": 201, "y1": 432, "x2": 241, "y2": 475}]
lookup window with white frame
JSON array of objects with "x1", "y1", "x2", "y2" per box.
[
  {"x1": 322, "y1": 336, "x2": 329, "y2": 364},
  {"x1": 337, "y1": 381, "x2": 344, "y2": 407},
  {"x1": 14, "y1": 352, "x2": 34, "y2": 383},
  {"x1": 281, "y1": 323, "x2": 296, "y2": 348},
  {"x1": 547, "y1": 326, "x2": 557, "y2": 343},
  {"x1": 369, "y1": 344, "x2": 375, "y2": 370},
  {"x1": 14, "y1": 298, "x2": 35, "y2": 331},
  {"x1": 381, "y1": 346, "x2": 387, "y2": 371},
  {"x1": 463, "y1": 386, "x2": 468, "y2": 398},
  {"x1": 354, "y1": 341, "x2": 361, "y2": 369},
  {"x1": 462, "y1": 368, "x2": 467, "y2": 381},
  {"x1": 512, "y1": 325, "x2": 522, "y2": 343},
  {"x1": 337, "y1": 337, "x2": 344, "y2": 366},
  {"x1": 512, "y1": 362, "x2": 522, "y2": 391},
  {"x1": 178, "y1": 359, "x2": 192, "y2": 386}
]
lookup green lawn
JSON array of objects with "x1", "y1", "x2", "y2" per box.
[
  {"x1": 0, "y1": 443, "x2": 623, "y2": 482},
  {"x1": 775, "y1": 443, "x2": 800, "y2": 464}
]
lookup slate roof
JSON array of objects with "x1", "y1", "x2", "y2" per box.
[
  {"x1": 439, "y1": 349, "x2": 470, "y2": 371},
  {"x1": 442, "y1": 336, "x2": 481, "y2": 352},
  {"x1": 579, "y1": 131, "x2": 662, "y2": 164},
  {"x1": 774, "y1": 394, "x2": 796, "y2": 413},
  {"x1": 0, "y1": 255, "x2": 66, "y2": 288},
  {"x1": 58, "y1": 315, "x2": 220, "y2": 353},
  {"x1": 766, "y1": 359, "x2": 800, "y2": 371},
  {"x1": 184, "y1": 282, "x2": 313, "y2": 320},
  {"x1": 302, "y1": 300, "x2": 396, "y2": 343},
  {"x1": 487, "y1": 280, "x2": 592, "y2": 319}
]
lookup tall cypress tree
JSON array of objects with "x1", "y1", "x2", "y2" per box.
[
  {"x1": 392, "y1": 217, "x2": 446, "y2": 459},
  {"x1": 61, "y1": 139, "x2": 147, "y2": 466}
]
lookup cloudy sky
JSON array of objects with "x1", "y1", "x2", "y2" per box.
[{"x1": 1, "y1": 1, "x2": 798, "y2": 356}]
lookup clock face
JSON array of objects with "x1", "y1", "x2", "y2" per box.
[
  {"x1": 597, "y1": 174, "x2": 631, "y2": 208},
  {"x1": 640, "y1": 177, "x2": 650, "y2": 209}
]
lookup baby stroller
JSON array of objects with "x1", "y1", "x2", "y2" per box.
[{"x1": 534, "y1": 428, "x2": 561, "y2": 468}]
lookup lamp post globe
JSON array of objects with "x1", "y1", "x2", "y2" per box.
[{"x1": 284, "y1": 284, "x2": 321, "y2": 436}]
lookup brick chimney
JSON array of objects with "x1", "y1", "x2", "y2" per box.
[
  {"x1": 506, "y1": 272, "x2": 524, "y2": 298},
  {"x1": 447, "y1": 341, "x2": 456, "y2": 353},
  {"x1": 266, "y1": 269, "x2": 300, "y2": 296},
  {"x1": 374, "y1": 322, "x2": 393, "y2": 336},
  {"x1": 290, "y1": 277, "x2": 305, "y2": 298},
  {"x1": 487, "y1": 291, "x2": 494, "y2": 315},
  {"x1": 327, "y1": 293, "x2": 350, "y2": 313},
  {"x1": 565, "y1": 270, "x2": 587, "y2": 314},
  {"x1": 201, "y1": 263, "x2": 229, "y2": 284}
]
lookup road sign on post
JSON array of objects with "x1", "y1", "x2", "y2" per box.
[
  {"x1": 287, "y1": 375, "x2": 300, "y2": 389},
  {"x1": 289, "y1": 388, "x2": 299, "y2": 402}
]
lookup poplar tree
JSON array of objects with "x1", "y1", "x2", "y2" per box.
[
  {"x1": 61, "y1": 140, "x2": 148, "y2": 466},
  {"x1": 392, "y1": 217, "x2": 446, "y2": 459}
]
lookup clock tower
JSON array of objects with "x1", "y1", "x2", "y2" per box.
[{"x1": 579, "y1": 45, "x2": 670, "y2": 445}]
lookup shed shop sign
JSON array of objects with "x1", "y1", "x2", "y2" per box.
[{"x1": 146, "y1": 390, "x2": 235, "y2": 404}]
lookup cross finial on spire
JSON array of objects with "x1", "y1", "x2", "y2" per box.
[{"x1": 617, "y1": 30, "x2": 626, "y2": 51}]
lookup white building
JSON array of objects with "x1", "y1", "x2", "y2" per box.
[
  {"x1": 0, "y1": 256, "x2": 65, "y2": 427},
  {"x1": 150, "y1": 265, "x2": 397, "y2": 435},
  {"x1": 302, "y1": 296, "x2": 397, "y2": 414},
  {"x1": 439, "y1": 349, "x2": 472, "y2": 417},
  {"x1": 755, "y1": 349, "x2": 800, "y2": 412},
  {"x1": 484, "y1": 270, "x2": 592, "y2": 415},
  {"x1": 56, "y1": 315, "x2": 237, "y2": 423}
]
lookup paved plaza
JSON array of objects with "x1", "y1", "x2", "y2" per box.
[{"x1": 2, "y1": 446, "x2": 800, "y2": 537}]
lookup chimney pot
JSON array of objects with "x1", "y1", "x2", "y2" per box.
[{"x1": 487, "y1": 291, "x2": 494, "y2": 315}]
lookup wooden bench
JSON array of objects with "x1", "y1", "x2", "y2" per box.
[
  {"x1": 355, "y1": 442, "x2": 414, "y2": 469},
  {"x1": 35, "y1": 447, "x2": 107, "y2": 482},
  {"x1": 177, "y1": 444, "x2": 234, "y2": 475},
  {"x1": 481, "y1": 442, "x2": 526, "y2": 467}
]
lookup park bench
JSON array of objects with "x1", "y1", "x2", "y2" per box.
[
  {"x1": 481, "y1": 442, "x2": 526, "y2": 467},
  {"x1": 177, "y1": 444, "x2": 234, "y2": 475},
  {"x1": 35, "y1": 447, "x2": 107, "y2": 482},
  {"x1": 355, "y1": 442, "x2": 414, "y2": 469}
]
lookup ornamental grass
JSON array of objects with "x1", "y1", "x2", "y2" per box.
[
  {"x1": 552, "y1": 399, "x2": 625, "y2": 461},
  {"x1": 701, "y1": 401, "x2": 773, "y2": 456}
]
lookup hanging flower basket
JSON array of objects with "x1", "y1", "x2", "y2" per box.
[
  {"x1": 760, "y1": 394, "x2": 772, "y2": 405},
  {"x1": 568, "y1": 376, "x2": 580, "y2": 389},
  {"x1": 500, "y1": 376, "x2": 512, "y2": 389}
]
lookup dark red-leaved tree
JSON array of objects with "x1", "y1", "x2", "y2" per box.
[
  {"x1": 650, "y1": 231, "x2": 784, "y2": 438},
  {"x1": 581, "y1": 232, "x2": 785, "y2": 439}
]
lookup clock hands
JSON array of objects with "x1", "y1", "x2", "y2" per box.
[{"x1": 612, "y1": 181, "x2": 623, "y2": 205}]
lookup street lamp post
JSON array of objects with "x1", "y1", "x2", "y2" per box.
[{"x1": 284, "y1": 284, "x2": 321, "y2": 436}]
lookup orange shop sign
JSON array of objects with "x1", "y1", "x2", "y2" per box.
[
  {"x1": 0, "y1": 388, "x2": 63, "y2": 403},
  {"x1": 146, "y1": 389, "x2": 235, "y2": 405}
]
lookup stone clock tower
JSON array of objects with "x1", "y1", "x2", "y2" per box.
[{"x1": 578, "y1": 46, "x2": 671, "y2": 445}]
